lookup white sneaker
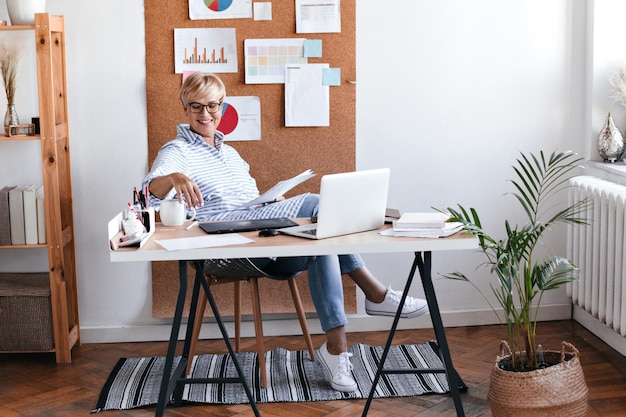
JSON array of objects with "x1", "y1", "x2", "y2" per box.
[
  {"x1": 365, "y1": 285, "x2": 429, "y2": 318},
  {"x1": 317, "y1": 342, "x2": 358, "y2": 392}
]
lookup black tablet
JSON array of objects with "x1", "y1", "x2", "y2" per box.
[{"x1": 199, "y1": 218, "x2": 299, "y2": 234}]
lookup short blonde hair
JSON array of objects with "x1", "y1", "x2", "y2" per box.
[{"x1": 179, "y1": 72, "x2": 226, "y2": 108}]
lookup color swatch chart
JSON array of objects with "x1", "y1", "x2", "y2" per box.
[{"x1": 244, "y1": 38, "x2": 308, "y2": 84}]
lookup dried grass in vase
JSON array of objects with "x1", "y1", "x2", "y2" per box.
[
  {"x1": 610, "y1": 67, "x2": 626, "y2": 108},
  {"x1": 0, "y1": 40, "x2": 22, "y2": 105}
]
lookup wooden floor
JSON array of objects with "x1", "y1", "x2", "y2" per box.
[{"x1": 0, "y1": 320, "x2": 625, "y2": 417}]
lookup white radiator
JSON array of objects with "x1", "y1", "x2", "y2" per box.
[{"x1": 567, "y1": 175, "x2": 626, "y2": 337}]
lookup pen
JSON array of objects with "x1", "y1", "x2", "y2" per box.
[
  {"x1": 144, "y1": 185, "x2": 150, "y2": 208},
  {"x1": 133, "y1": 186, "x2": 140, "y2": 206},
  {"x1": 186, "y1": 220, "x2": 199, "y2": 230}
]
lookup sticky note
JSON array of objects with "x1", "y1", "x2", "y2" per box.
[
  {"x1": 254, "y1": 3, "x2": 272, "y2": 21},
  {"x1": 304, "y1": 39, "x2": 322, "y2": 58},
  {"x1": 322, "y1": 68, "x2": 341, "y2": 86}
]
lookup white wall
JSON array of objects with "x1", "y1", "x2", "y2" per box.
[
  {"x1": 587, "y1": 0, "x2": 626, "y2": 180},
  {"x1": 571, "y1": 0, "x2": 626, "y2": 355},
  {"x1": 0, "y1": 0, "x2": 593, "y2": 343},
  {"x1": 356, "y1": 0, "x2": 583, "y2": 325}
]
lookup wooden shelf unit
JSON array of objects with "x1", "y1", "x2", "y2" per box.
[{"x1": 0, "y1": 14, "x2": 80, "y2": 363}]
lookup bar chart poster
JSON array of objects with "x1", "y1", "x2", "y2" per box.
[
  {"x1": 189, "y1": 0, "x2": 252, "y2": 20},
  {"x1": 174, "y1": 28, "x2": 238, "y2": 74}
]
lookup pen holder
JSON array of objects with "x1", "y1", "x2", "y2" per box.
[
  {"x1": 110, "y1": 208, "x2": 156, "y2": 251},
  {"x1": 141, "y1": 207, "x2": 155, "y2": 233}
]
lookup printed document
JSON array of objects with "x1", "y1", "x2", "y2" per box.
[
  {"x1": 295, "y1": 0, "x2": 341, "y2": 33},
  {"x1": 237, "y1": 169, "x2": 316, "y2": 208},
  {"x1": 285, "y1": 64, "x2": 330, "y2": 127}
]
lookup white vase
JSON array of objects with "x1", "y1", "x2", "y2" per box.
[{"x1": 6, "y1": 0, "x2": 46, "y2": 25}]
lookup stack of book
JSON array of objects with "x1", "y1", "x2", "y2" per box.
[
  {"x1": 0, "y1": 185, "x2": 46, "y2": 246},
  {"x1": 383, "y1": 212, "x2": 463, "y2": 238}
]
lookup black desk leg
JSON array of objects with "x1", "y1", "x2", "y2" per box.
[
  {"x1": 361, "y1": 252, "x2": 465, "y2": 417},
  {"x1": 155, "y1": 261, "x2": 260, "y2": 417},
  {"x1": 417, "y1": 252, "x2": 465, "y2": 416},
  {"x1": 197, "y1": 271, "x2": 261, "y2": 417},
  {"x1": 155, "y1": 260, "x2": 189, "y2": 417},
  {"x1": 362, "y1": 252, "x2": 420, "y2": 416},
  {"x1": 171, "y1": 267, "x2": 204, "y2": 405}
]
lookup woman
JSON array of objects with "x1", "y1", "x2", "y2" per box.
[{"x1": 143, "y1": 72, "x2": 428, "y2": 392}]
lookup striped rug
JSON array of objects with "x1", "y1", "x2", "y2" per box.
[{"x1": 95, "y1": 342, "x2": 462, "y2": 411}]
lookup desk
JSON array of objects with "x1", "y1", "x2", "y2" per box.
[{"x1": 108, "y1": 217, "x2": 478, "y2": 417}]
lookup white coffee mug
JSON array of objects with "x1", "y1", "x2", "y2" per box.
[{"x1": 159, "y1": 199, "x2": 196, "y2": 226}]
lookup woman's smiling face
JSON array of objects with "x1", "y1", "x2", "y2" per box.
[
  {"x1": 185, "y1": 96, "x2": 223, "y2": 141},
  {"x1": 179, "y1": 73, "x2": 226, "y2": 144}
]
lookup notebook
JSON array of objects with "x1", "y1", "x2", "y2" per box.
[
  {"x1": 199, "y1": 218, "x2": 299, "y2": 234},
  {"x1": 279, "y1": 168, "x2": 390, "y2": 240}
]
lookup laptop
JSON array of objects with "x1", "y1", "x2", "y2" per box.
[{"x1": 279, "y1": 168, "x2": 390, "y2": 239}]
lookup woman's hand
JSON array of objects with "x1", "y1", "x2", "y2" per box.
[{"x1": 149, "y1": 173, "x2": 204, "y2": 208}]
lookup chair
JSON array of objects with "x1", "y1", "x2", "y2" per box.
[{"x1": 187, "y1": 258, "x2": 316, "y2": 387}]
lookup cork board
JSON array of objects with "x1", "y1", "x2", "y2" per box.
[{"x1": 144, "y1": 0, "x2": 356, "y2": 319}]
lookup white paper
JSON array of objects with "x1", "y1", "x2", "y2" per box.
[
  {"x1": 296, "y1": 0, "x2": 341, "y2": 33},
  {"x1": 253, "y1": 2, "x2": 272, "y2": 21},
  {"x1": 189, "y1": 0, "x2": 252, "y2": 20},
  {"x1": 393, "y1": 212, "x2": 451, "y2": 230},
  {"x1": 380, "y1": 223, "x2": 464, "y2": 238},
  {"x1": 244, "y1": 38, "x2": 308, "y2": 84},
  {"x1": 285, "y1": 64, "x2": 330, "y2": 127},
  {"x1": 155, "y1": 234, "x2": 254, "y2": 251},
  {"x1": 236, "y1": 169, "x2": 316, "y2": 208},
  {"x1": 174, "y1": 28, "x2": 238, "y2": 74}
]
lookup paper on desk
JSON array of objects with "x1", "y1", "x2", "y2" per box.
[
  {"x1": 379, "y1": 223, "x2": 464, "y2": 238},
  {"x1": 155, "y1": 234, "x2": 254, "y2": 251}
]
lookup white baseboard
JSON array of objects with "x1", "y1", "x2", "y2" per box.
[
  {"x1": 80, "y1": 304, "x2": 572, "y2": 344},
  {"x1": 573, "y1": 306, "x2": 626, "y2": 357}
]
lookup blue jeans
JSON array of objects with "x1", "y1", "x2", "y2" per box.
[{"x1": 252, "y1": 194, "x2": 365, "y2": 332}]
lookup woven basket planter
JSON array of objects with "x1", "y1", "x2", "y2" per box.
[{"x1": 487, "y1": 341, "x2": 588, "y2": 417}]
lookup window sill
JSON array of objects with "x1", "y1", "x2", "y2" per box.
[{"x1": 586, "y1": 161, "x2": 626, "y2": 186}]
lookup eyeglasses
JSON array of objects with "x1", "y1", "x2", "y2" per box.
[{"x1": 188, "y1": 101, "x2": 223, "y2": 114}]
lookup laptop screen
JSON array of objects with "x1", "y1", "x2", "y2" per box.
[{"x1": 314, "y1": 168, "x2": 390, "y2": 239}]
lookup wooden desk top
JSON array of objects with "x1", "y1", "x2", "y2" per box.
[{"x1": 108, "y1": 216, "x2": 478, "y2": 263}]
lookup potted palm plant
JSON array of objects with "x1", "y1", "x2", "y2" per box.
[{"x1": 440, "y1": 150, "x2": 590, "y2": 416}]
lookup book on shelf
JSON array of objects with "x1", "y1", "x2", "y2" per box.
[
  {"x1": 8, "y1": 186, "x2": 26, "y2": 245},
  {"x1": 392, "y1": 211, "x2": 451, "y2": 231},
  {"x1": 236, "y1": 169, "x2": 316, "y2": 208},
  {"x1": 36, "y1": 185, "x2": 46, "y2": 244},
  {"x1": 23, "y1": 185, "x2": 38, "y2": 245},
  {"x1": 0, "y1": 185, "x2": 16, "y2": 245}
]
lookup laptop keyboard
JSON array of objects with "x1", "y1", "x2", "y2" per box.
[{"x1": 301, "y1": 228, "x2": 317, "y2": 236}]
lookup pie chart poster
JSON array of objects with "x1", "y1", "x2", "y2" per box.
[
  {"x1": 220, "y1": 96, "x2": 261, "y2": 141},
  {"x1": 189, "y1": 0, "x2": 253, "y2": 20}
]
